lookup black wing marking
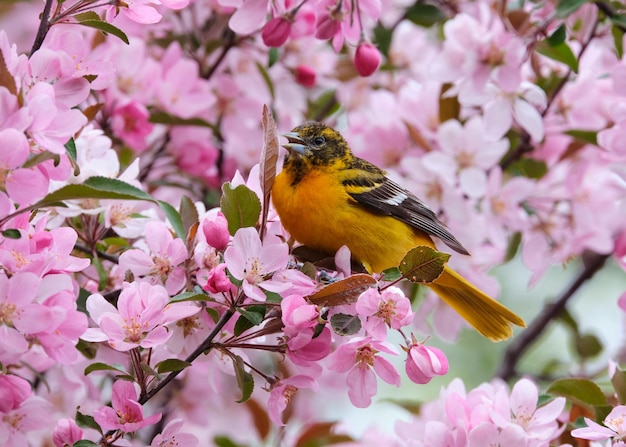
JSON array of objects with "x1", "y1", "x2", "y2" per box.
[{"x1": 348, "y1": 176, "x2": 470, "y2": 255}]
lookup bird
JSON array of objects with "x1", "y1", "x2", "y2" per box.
[{"x1": 271, "y1": 121, "x2": 525, "y2": 341}]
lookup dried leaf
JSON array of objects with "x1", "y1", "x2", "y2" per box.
[
  {"x1": 259, "y1": 105, "x2": 279, "y2": 240},
  {"x1": 307, "y1": 274, "x2": 376, "y2": 306}
]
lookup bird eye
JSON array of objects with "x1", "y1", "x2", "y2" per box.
[{"x1": 312, "y1": 136, "x2": 325, "y2": 147}]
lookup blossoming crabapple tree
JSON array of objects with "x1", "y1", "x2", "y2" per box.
[{"x1": 1, "y1": 0, "x2": 626, "y2": 445}]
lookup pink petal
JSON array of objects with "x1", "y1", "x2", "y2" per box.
[
  {"x1": 228, "y1": 0, "x2": 268, "y2": 34},
  {"x1": 373, "y1": 356, "x2": 401, "y2": 386},
  {"x1": 347, "y1": 365, "x2": 376, "y2": 408},
  {"x1": 514, "y1": 98, "x2": 544, "y2": 142},
  {"x1": 483, "y1": 97, "x2": 512, "y2": 141}
]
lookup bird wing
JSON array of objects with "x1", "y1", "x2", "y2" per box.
[{"x1": 343, "y1": 164, "x2": 470, "y2": 255}]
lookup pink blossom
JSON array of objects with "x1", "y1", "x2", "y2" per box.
[
  {"x1": 151, "y1": 418, "x2": 198, "y2": 447},
  {"x1": 354, "y1": 42, "x2": 381, "y2": 77},
  {"x1": 268, "y1": 375, "x2": 318, "y2": 426},
  {"x1": 168, "y1": 127, "x2": 222, "y2": 188},
  {"x1": 356, "y1": 286, "x2": 414, "y2": 339},
  {"x1": 82, "y1": 281, "x2": 199, "y2": 351},
  {"x1": 0, "y1": 374, "x2": 31, "y2": 413},
  {"x1": 404, "y1": 336, "x2": 449, "y2": 384},
  {"x1": 223, "y1": 227, "x2": 289, "y2": 301},
  {"x1": 328, "y1": 336, "x2": 400, "y2": 408},
  {"x1": 0, "y1": 397, "x2": 52, "y2": 447},
  {"x1": 202, "y1": 211, "x2": 230, "y2": 251},
  {"x1": 105, "y1": 0, "x2": 162, "y2": 24},
  {"x1": 227, "y1": 0, "x2": 269, "y2": 34},
  {"x1": 572, "y1": 405, "x2": 626, "y2": 442},
  {"x1": 286, "y1": 326, "x2": 332, "y2": 366},
  {"x1": 52, "y1": 418, "x2": 83, "y2": 447},
  {"x1": 94, "y1": 380, "x2": 162, "y2": 432},
  {"x1": 203, "y1": 264, "x2": 235, "y2": 294},
  {"x1": 315, "y1": 12, "x2": 341, "y2": 40},
  {"x1": 295, "y1": 65, "x2": 316, "y2": 87},
  {"x1": 110, "y1": 101, "x2": 154, "y2": 152},
  {"x1": 118, "y1": 221, "x2": 188, "y2": 294},
  {"x1": 262, "y1": 17, "x2": 292, "y2": 47}
]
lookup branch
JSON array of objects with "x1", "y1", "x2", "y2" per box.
[
  {"x1": 497, "y1": 251, "x2": 608, "y2": 381},
  {"x1": 138, "y1": 307, "x2": 235, "y2": 404},
  {"x1": 30, "y1": 0, "x2": 55, "y2": 55},
  {"x1": 595, "y1": 1, "x2": 626, "y2": 33}
]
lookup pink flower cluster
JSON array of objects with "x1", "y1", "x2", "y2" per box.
[{"x1": 396, "y1": 377, "x2": 567, "y2": 446}]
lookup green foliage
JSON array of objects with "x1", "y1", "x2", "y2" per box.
[
  {"x1": 330, "y1": 313, "x2": 362, "y2": 336},
  {"x1": 399, "y1": 246, "x2": 451, "y2": 284},
  {"x1": 233, "y1": 355, "x2": 254, "y2": 403},
  {"x1": 234, "y1": 305, "x2": 267, "y2": 336},
  {"x1": 75, "y1": 409, "x2": 102, "y2": 433},
  {"x1": 74, "y1": 12, "x2": 129, "y2": 44},
  {"x1": 555, "y1": 0, "x2": 589, "y2": 18},
  {"x1": 547, "y1": 377, "x2": 607, "y2": 408},
  {"x1": 536, "y1": 26, "x2": 579, "y2": 73},
  {"x1": 1, "y1": 229, "x2": 20, "y2": 239},
  {"x1": 155, "y1": 358, "x2": 192, "y2": 373},
  {"x1": 220, "y1": 183, "x2": 262, "y2": 235}
]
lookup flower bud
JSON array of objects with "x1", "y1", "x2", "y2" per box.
[
  {"x1": 315, "y1": 12, "x2": 341, "y2": 39},
  {"x1": 295, "y1": 65, "x2": 316, "y2": 87},
  {"x1": 354, "y1": 42, "x2": 381, "y2": 77},
  {"x1": 204, "y1": 264, "x2": 233, "y2": 294},
  {"x1": 202, "y1": 212, "x2": 230, "y2": 250},
  {"x1": 262, "y1": 17, "x2": 292, "y2": 47},
  {"x1": 405, "y1": 339, "x2": 449, "y2": 384}
]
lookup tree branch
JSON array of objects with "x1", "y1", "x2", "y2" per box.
[
  {"x1": 497, "y1": 252, "x2": 608, "y2": 381},
  {"x1": 30, "y1": 0, "x2": 55, "y2": 55}
]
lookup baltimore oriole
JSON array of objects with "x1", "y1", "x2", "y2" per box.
[{"x1": 271, "y1": 122, "x2": 525, "y2": 341}]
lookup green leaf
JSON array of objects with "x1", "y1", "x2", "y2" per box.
[
  {"x1": 612, "y1": 24, "x2": 624, "y2": 59},
  {"x1": 565, "y1": 129, "x2": 598, "y2": 145},
  {"x1": 373, "y1": 25, "x2": 393, "y2": 57},
  {"x1": 77, "y1": 19, "x2": 129, "y2": 44},
  {"x1": 155, "y1": 358, "x2": 192, "y2": 373},
  {"x1": 575, "y1": 333, "x2": 603, "y2": 358},
  {"x1": 404, "y1": 3, "x2": 445, "y2": 27},
  {"x1": 507, "y1": 158, "x2": 548, "y2": 179},
  {"x1": 256, "y1": 62, "x2": 275, "y2": 99},
  {"x1": 73, "y1": 440, "x2": 100, "y2": 447},
  {"x1": 330, "y1": 313, "x2": 362, "y2": 336},
  {"x1": 555, "y1": 0, "x2": 589, "y2": 18},
  {"x1": 548, "y1": 24, "x2": 567, "y2": 46},
  {"x1": 233, "y1": 355, "x2": 254, "y2": 403},
  {"x1": 234, "y1": 306, "x2": 266, "y2": 336},
  {"x1": 75, "y1": 339, "x2": 98, "y2": 359},
  {"x1": 268, "y1": 47, "x2": 279, "y2": 67},
  {"x1": 380, "y1": 267, "x2": 402, "y2": 282},
  {"x1": 306, "y1": 89, "x2": 339, "y2": 121},
  {"x1": 74, "y1": 11, "x2": 101, "y2": 22},
  {"x1": 220, "y1": 183, "x2": 261, "y2": 235},
  {"x1": 75, "y1": 409, "x2": 102, "y2": 433},
  {"x1": 536, "y1": 40, "x2": 579, "y2": 73},
  {"x1": 214, "y1": 436, "x2": 247, "y2": 447},
  {"x1": 157, "y1": 200, "x2": 185, "y2": 240},
  {"x1": 149, "y1": 111, "x2": 218, "y2": 131},
  {"x1": 611, "y1": 13, "x2": 626, "y2": 29},
  {"x1": 398, "y1": 246, "x2": 451, "y2": 283},
  {"x1": 611, "y1": 364, "x2": 626, "y2": 404},
  {"x1": 91, "y1": 255, "x2": 109, "y2": 291},
  {"x1": 547, "y1": 378, "x2": 607, "y2": 407},
  {"x1": 504, "y1": 232, "x2": 522, "y2": 262},
  {"x1": 84, "y1": 362, "x2": 127, "y2": 376},
  {"x1": 1, "y1": 229, "x2": 20, "y2": 239},
  {"x1": 169, "y1": 291, "x2": 209, "y2": 303},
  {"x1": 179, "y1": 195, "x2": 199, "y2": 238},
  {"x1": 42, "y1": 176, "x2": 152, "y2": 203},
  {"x1": 22, "y1": 151, "x2": 61, "y2": 169},
  {"x1": 65, "y1": 137, "x2": 80, "y2": 175}
]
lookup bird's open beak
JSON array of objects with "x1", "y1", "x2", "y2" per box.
[{"x1": 281, "y1": 132, "x2": 307, "y2": 155}]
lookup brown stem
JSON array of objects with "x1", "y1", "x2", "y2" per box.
[
  {"x1": 30, "y1": 0, "x2": 55, "y2": 55},
  {"x1": 497, "y1": 252, "x2": 608, "y2": 381}
]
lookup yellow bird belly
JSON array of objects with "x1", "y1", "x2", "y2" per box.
[{"x1": 272, "y1": 168, "x2": 431, "y2": 273}]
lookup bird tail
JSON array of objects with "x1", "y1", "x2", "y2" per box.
[{"x1": 428, "y1": 268, "x2": 526, "y2": 341}]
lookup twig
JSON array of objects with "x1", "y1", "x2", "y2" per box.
[
  {"x1": 30, "y1": 0, "x2": 55, "y2": 55},
  {"x1": 497, "y1": 252, "x2": 608, "y2": 381},
  {"x1": 74, "y1": 243, "x2": 120, "y2": 264},
  {"x1": 138, "y1": 307, "x2": 235, "y2": 404},
  {"x1": 595, "y1": 1, "x2": 626, "y2": 33}
]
